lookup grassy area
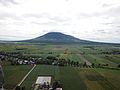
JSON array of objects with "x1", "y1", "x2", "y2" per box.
[
  {"x1": 21, "y1": 65, "x2": 87, "y2": 90},
  {"x1": 78, "y1": 68, "x2": 119, "y2": 90},
  {"x1": 21, "y1": 65, "x2": 55, "y2": 90},
  {"x1": 96, "y1": 68, "x2": 120, "y2": 89},
  {"x1": 21, "y1": 65, "x2": 120, "y2": 90},
  {"x1": 59, "y1": 66, "x2": 87, "y2": 90},
  {"x1": 83, "y1": 54, "x2": 116, "y2": 66},
  {"x1": 3, "y1": 64, "x2": 33, "y2": 89},
  {"x1": 1, "y1": 43, "x2": 120, "y2": 90}
]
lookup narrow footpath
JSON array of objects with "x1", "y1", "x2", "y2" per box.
[{"x1": 13, "y1": 64, "x2": 36, "y2": 90}]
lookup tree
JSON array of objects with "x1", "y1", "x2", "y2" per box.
[
  {"x1": 118, "y1": 64, "x2": 120, "y2": 68},
  {"x1": 83, "y1": 62, "x2": 87, "y2": 67},
  {"x1": 98, "y1": 64, "x2": 101, "y2": 68},
  {"x1": 91, "y1": 63, "x2": 95, "y2": 68},
  {"x1": 67, "y1": 59, "x2": 71, "y2": 66}
]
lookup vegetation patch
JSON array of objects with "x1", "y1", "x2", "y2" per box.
[{"x1": 86, "y1": 75, "x2": 105, "y2": 81}]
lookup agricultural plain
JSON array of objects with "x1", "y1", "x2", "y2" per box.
[{"x1": 0, "y1": 43, "x2": 120, "y2": 90}]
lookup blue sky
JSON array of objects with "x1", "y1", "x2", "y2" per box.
[{"x1": 0, "y1": 0, "x2": 120, "y2": 43}]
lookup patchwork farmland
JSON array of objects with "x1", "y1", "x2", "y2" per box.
[{"x1": 0, "y1": 43, "x2": 120, "y2": 90}]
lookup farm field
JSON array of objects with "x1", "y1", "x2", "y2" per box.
[
  {"x1": 21, "y1": 65, "x2": 87, "y2": 90},
  {"x1": 0, "y1": 43, "x2": 120, "y2": 90},
  {"x1": 20, "y1": 65, "x2": 120, "y2": 90},
  {"x1": 2, "y1": 62, "x2": 33, "y2": 89}
]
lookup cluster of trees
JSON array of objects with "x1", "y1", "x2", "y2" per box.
[
  {"x1": 0, "y1": 51, "x2": 22, "y2": 61},
  {"x1": 41, "y1": 56, "x2": 80, "y2": 67},
  {"x1": 1, "y1": 51, "x2": 120, "y2": 69},
  {"x1": 118, "y1": 64, "x2": 120, "y2": 68},
  {"x1": 101, "y1": 50, "x2": 120, "y2": 55},
  {"x1": 0, "y1": 51, "x2": 37, "y2": 65}
]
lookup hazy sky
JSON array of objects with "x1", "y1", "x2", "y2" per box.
[{"x1": 0, "y1": 0, "x2": 120, "y2": 43}]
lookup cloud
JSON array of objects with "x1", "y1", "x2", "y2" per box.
[
  {"x1": 48, "y1": 16, "x2": 71, "y2": 23},
  {"x1": 0, "y1": 0, "x2": 18, "y2": 6},
  {"x1": 0, "y1": 12, "x2": 20, "y2": 20},
  {"x1": 21, "y1": 13, "x2": 47, "y2": 19},
  {"x1": 0, "y1": 0, "x2": 120, "y2": 43},
  {"x1": 102, "y1": 4, "x2": 113, "y2": 7},
  {"x1": 31, "y1": 21, "x2": 59, "y2": 26},
  {"x1": 22, "y1": 13, "x2": 71, "y2": 23},
  {"x1": 97, "y1": 30, "x2": 107, "y2": 33}
]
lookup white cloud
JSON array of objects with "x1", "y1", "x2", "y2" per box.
[{"x1": 0, "y1": 0, "x2": 120, "y2": 43}]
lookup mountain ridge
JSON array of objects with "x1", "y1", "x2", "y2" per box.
[
  {"x1": 0, "y1": 32, "x2": 120, "y2": 45},
  {"x1": 24, "y1": 32, "x2": 98, "y2": 44}
]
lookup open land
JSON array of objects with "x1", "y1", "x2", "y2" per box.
[{"x1": 0, "y1": 43, "x2": 120, "y2": 90}]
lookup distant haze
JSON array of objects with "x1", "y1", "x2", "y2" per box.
[{"x1": 0, "y1": 0, "x2": 120, "y2": 43}]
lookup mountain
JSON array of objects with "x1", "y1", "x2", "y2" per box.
[{"x1": 25, "y1": 32, "x2": 96, "y2": 44}]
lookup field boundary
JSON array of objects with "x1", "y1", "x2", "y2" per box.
[
  {"x1": 78, "y1": 54, "x2": 91, "y2": 65},
  {"x1": 18, "y1": 64, "x2": 36, "y2": 86},
  {"x1": 13, "y1": 64, "x2": 36, "y2": 90}
]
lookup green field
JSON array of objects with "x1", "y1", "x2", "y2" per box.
[
  {"x1": 0, "y1": 43, "x2": 120, "y2": 90},
  {"x1": 20, "y1": 65, "x2": 120, "y2": 90},
  {"x1": 2, "y1": 62, "x2": 33, "y2": 89},
  {"x1": 21, "y1": 65, "x2": 87, "y2": 90}
]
